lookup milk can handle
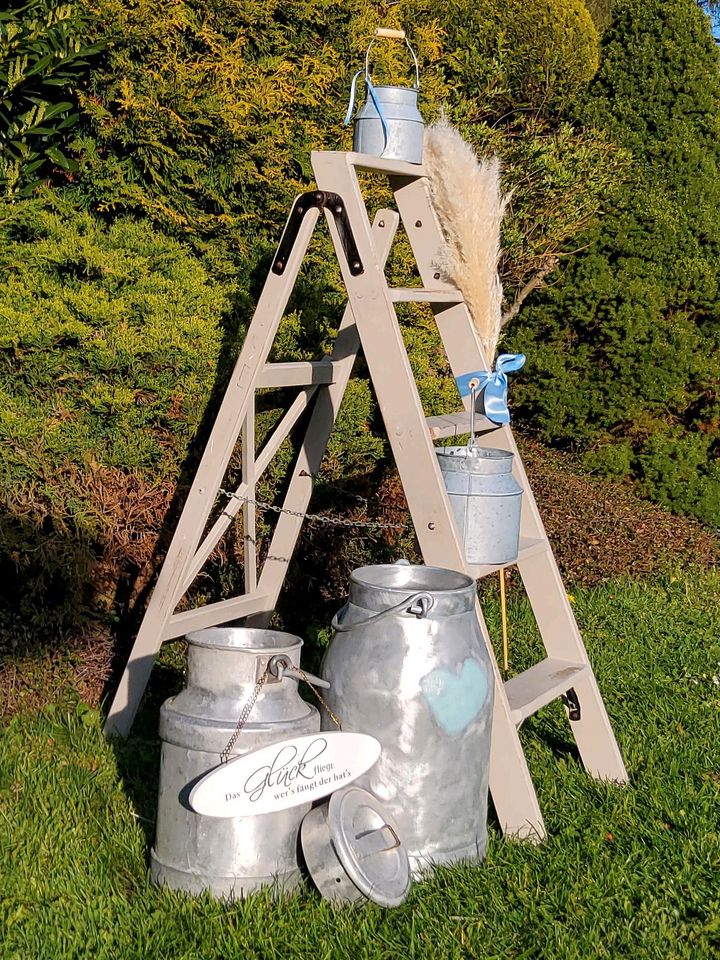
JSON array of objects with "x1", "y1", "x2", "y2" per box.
[
  {"x1": 331, "y1": 591, "x2": 434, "y2": 632},
  {"x1": 365, "y1": 28, "x2": 420, "y2": 90}
]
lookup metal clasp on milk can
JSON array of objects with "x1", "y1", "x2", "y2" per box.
[{"x1": 344, "y1": 27, "x2": 424, "y2": 164}]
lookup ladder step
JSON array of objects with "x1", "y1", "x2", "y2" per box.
[
  {"x1": 505, "y1": 659, "x2": 589, "y2": 725},
  {"x1": 163, "y1": 593, "x2": 273, "y2": 641},
  {"x1": 427, "y1": 410, "x2": 497, "y2": 438},
  {"x1": 466, "y1": 536, "x2": 548, "y2": 579},
  {"x1": 389, "y1": 287, "x2": 464, "y2": 304},
  {"x1": 258, "y1": 361, "x2": 337, "y2": 388},
  {"x1": 345, "y1": 151, "x2": 428, "y2": 179}
]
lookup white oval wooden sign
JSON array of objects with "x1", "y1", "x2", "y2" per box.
[{"x1": 189, "y1": 732, "x2": 381, "y2": 818}]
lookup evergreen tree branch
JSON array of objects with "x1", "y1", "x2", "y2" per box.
[{"x1": 501, "y1": 256, "x2": 559, "y2": 327}]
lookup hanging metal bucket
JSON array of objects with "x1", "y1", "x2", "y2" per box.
[
  {"x1": 345, "y1": 28, "x2": 424, "y2": 164},
  {"x1": 321, "y1": 564, "x2": 494, "y2": 876},
  {"x1": 151, "y1": 628, "x2": 320, "y2": 899},
  {"x1": 436, "y1": 444, "x2": 522, "y2": 565}
]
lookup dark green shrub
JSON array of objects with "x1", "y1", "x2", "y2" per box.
[
  {"x1": 0, "y1": 1, "x2": 103, "y2": 196},
  {"x1": 513, "y1": 0, "x2": 720, "y2": 525}
]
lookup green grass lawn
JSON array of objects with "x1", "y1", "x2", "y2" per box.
[{"x1": 1, "y1": 571, "x2": 719, "y2": 960}]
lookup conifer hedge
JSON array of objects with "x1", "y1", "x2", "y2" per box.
[
  {"x1": 513, "y1": 0, "x2": 720, "y2": 526},
  {"x1": 0, "y1": 0, "x2": 632, "y2": 651}
]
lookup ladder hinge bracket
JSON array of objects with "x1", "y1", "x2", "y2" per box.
[
  {"x1": 561, "y1": 687, "x2": 581, "y2": 722},
  {"x1": 272, "y1": 191, "x2": 364, "y2": 277}
]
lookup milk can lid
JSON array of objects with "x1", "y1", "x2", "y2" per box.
[{"x1": 327, "y1": 786, "x2": 411, "y2": 907}]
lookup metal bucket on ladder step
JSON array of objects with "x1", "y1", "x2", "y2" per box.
[
  {"x1": 436, "y1": 384, "x2": 523, "y2": 565},
  {"x1": 345, "y1": 28, "x2": 424, "y2": 164}
]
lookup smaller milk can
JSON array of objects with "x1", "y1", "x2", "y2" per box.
[
  {"x1": 344, "y1": 27, "x2": 424, "y2": 164},
  {"x1": 321, "y1": 564, "x2": 494, "y2": 876},
  {"x1": 151, "y1": 628, "x2": 320, "y2": 899}
]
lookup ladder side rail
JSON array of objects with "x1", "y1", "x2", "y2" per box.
[
  {"x1": 444, "y1": 334, "x2": 627, "y2": 782},
  {"x1": 314, "y1": 153, "x2": 547, "y2": 841},
  {"x1": 242, "y1": 395, "x2": 257, "y2": 593},
  {"x1": 178, "y1": 386, "x2": 319, "y2": 597},
  {"x1": 310, "y1": 156, "x2": 472, "y2": 562},
  {"x1": 392, "y1": 175, "x2": 627, "y2": 784},
  {"x1": 247, "y1": 210, "x2": 400, "y2": 628},
  {"x1": 104, "y1": 205, "x2": 320, "y2": 738}
]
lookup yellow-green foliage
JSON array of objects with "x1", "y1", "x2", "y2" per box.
[
  {"x1": 1, "y1": 0, "x2": 617, "y2": 649},
  {"x1": 0, "y1": 195, "x2": 230, "y2": 641},
  {"x1": 74, "y1": 0, "x2": 604, "y2": 272}
]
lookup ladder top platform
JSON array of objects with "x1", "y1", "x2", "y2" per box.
[{"x1": 312, "y1": 150, "x2": 428, "y2": 179}]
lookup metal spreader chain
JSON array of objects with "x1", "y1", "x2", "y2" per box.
[
  {"x1": 219, "y1": 489, "x2": 408, "y2": 532},
  {"x1": 220, "y1": 662, "x2": 341, "y2": 763}
]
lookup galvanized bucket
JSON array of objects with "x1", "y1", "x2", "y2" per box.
[
  {"x1": 151, "y1": 628, "x2": 320, "y2": 899},
  {"x1": 321, "y1": 563, "x2": 494, "y2": 876},
  {"x1": 436, "y1": 444, "x2": 522, "y2": 565},
  {"x1": 345, "y1": 28, "x2": 424, "y2": 163}
]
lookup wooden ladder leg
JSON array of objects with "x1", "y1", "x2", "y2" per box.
[
  {"x1": 392, "y1": 174, "x2": 627, "y2": 785},
  {"x1": 103, "y1": 207, "x2": 321, "y2": 738},
  {"x1": 247, "y1": 210, "x2": 400, "y2": 627},
  {"x1": 469, "y1": 425, "x2": 628, "y2": 783},
  {"x1": 516, "y1": 544, "x2": 629, "y2": 783},
  {"x1": 312, "y1": 151, "x2": 547, "y2": 841}
]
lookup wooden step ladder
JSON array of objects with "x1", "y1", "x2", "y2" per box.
[{"x1": 104, "y1": 150, "x2": 628, "y2": 841}]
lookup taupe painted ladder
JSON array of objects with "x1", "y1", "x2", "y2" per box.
[{"x1": 105, "y1": 150, "x2": 628, "y2": 840}]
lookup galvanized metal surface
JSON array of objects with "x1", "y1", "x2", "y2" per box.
[
  {"x1": 151, "y1": 628, "x2": 319, "y2": 899},
  {"x1": 436, "y1": 446, "x2": 522, "y2": 565},
  {"x1": 353, "y1": 85, "x2": 424, "y2": 163},
  {"x1": 301, "y1": 786, "x2": 410, "y2": 907},
  {"x1": 322, "y1": 564, "x2": 494, "y2": 876},
  {"x1": 109, "y1": 147, "x2": 628, "y2": 847}
]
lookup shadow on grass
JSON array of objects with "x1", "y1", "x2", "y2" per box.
[{"x1": 109, "y1": 662, "x2": 185, "y2": 851}]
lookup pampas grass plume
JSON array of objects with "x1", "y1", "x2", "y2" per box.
[{"x1": 424, "y1": 119, "x2": 509, "y2": 362}]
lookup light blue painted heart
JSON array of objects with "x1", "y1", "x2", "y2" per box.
[{"x1": 420, "y1": 659, "x2": 489, "y2": 736}]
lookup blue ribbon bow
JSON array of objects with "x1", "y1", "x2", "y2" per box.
[
  {"x1": 455, "y1": 353, "x2": 526, "y2": 425},
  {"x1": 344, "y1": 71, "x2": 390, "y2": 153}
]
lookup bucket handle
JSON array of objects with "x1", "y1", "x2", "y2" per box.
[
  {"x1": 344, "y1": 27, "x2": 420, "y2": 149},
  {"x1": 331, "y1": 591, "x2": 434, "y2": 632},
  {"x1": 467, "y1": 379, "x2": 480, "y2": 452},
  {"x1": 365, "y1": 28, "x2": 420, "y2": 92}
]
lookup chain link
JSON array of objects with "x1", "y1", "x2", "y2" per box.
[
  {"x1": 220, "y1": 667, "x2": 270, "y2": 762},
  {"x1": 294, "y1": 667, "x2": 342, "y2": 731},
  {"x1": 219, "y1": 665, "x2": 342, "y2": 762},
  {"x1": 219, "y1": 488, "x2": 408, "y2": 531}
]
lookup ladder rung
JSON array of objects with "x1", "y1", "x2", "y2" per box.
[
  {"x1": 344, "y1": 151, "x2": 428, "y2": 179},
  {"x1": 163, "y1": 593, "x2": 273, "y2": 641},
  {"x1": 258, "y1": 361, "x2": 337, "y2": 388},
  {"x1": 504, "y1": 659, "x2": 589, "y2": 725},
  {"x1": 389, "y1": 287, "x2": 464, "y2": 304},
  {"x1": 427, "y1": 410, "x2": 497, "y2": 438},
  {"x1": 466, "y1": 536, "x2": 548, "y2": 579}
]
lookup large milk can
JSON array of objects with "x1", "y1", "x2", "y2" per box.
[
  {"x1": 345, "y1": 28, "x2": 424, "y2": 164},
  {"x1": 151, "y1": 628, "x2": 320, "y2": 899},
  {"x1": 436, "y1": 445, "x2": 522, "y2": 565},
  {"x1": 321, "y1": 564, "x2": 494, "y2": 876}
]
